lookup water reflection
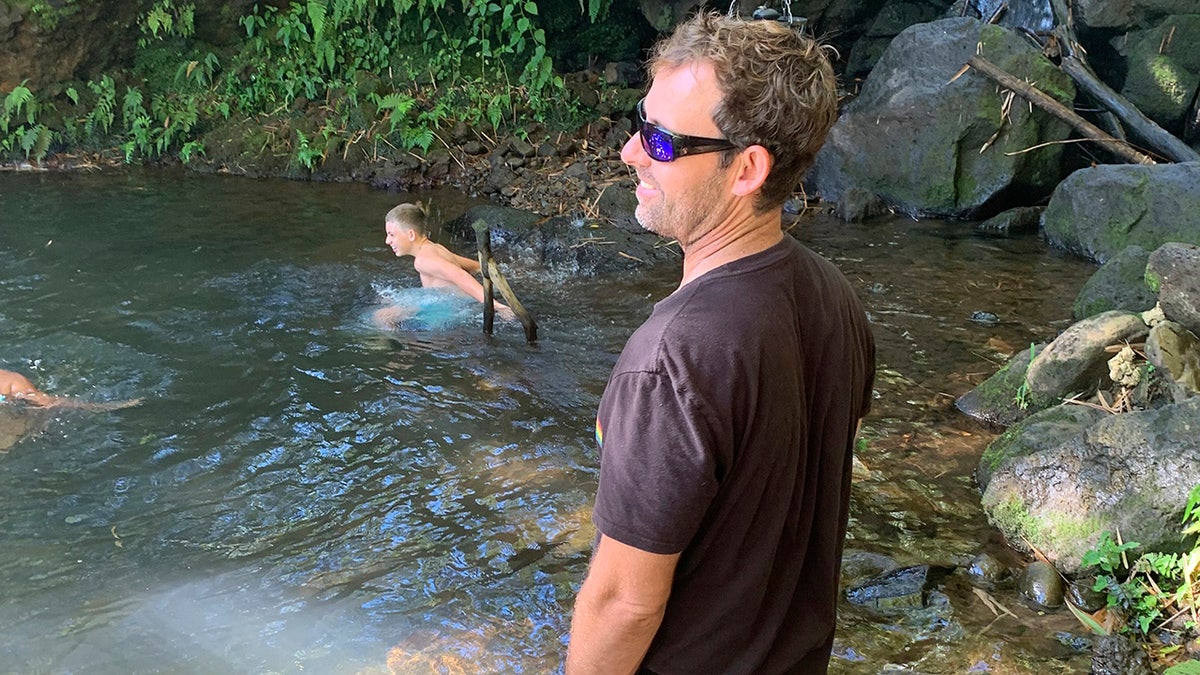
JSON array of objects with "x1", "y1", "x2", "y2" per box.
[{"x1": 1, "y1": 171, "x2": 1095, "y2": 672}]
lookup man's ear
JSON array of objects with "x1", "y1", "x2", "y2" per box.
[
  {"x1": 405, "y1": 229, "x2": 417, "y2": 242},
  {"x1": 731, "y1": 145, "x2": 772, "y2": 198}
]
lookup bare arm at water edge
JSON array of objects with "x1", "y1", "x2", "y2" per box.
[
  {"x1": 566, "y1": 535, "x2": 678, "y2": 675},
  {"x1": 0, "y1": 369, "x2": 140, "y2": 410}
]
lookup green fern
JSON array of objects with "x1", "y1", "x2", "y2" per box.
[{"x1": 3, "y1": 82, "x2": 37, "y2": 133}]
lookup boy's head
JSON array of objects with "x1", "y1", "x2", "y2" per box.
[{"x1": 383, "y1": 202, "x2": 429, "y2": 257}]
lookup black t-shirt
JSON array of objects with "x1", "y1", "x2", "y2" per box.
[{"x1": 593, "y1": 236, "x2": 875, "y2": 674}]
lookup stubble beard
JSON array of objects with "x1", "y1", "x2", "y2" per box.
[{"x1": 635, "y1": 168, "x2": 728, "y2": 248}]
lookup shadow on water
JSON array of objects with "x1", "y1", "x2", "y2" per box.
[{"x1": 0, "y1": 170, "x2": 1096, "y2": 672}]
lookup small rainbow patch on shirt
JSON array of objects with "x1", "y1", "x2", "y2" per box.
[{"x1": 594, "y1": 417, "x2": 603, "y2": 448}]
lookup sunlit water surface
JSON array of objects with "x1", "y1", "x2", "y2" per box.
[{"x1": 0, "y1": 170, "x2": 1096, "y2": 673}]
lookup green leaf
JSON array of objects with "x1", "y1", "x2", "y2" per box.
[
  {"x1": 1165, "y1": 661, "x2": 1200, "y2": 675},
  {"x1": 1065, "y1": 600, "x2": 1109, "y2": 636},
  {"x1": 524, "y1": 1, "x2": 537, "y2": 14}
]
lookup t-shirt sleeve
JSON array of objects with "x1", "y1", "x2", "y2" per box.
[{"x1": 592, "y1": 369, "x2": 719, "y2": 555}]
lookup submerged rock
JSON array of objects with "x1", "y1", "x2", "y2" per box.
[
  {"x1": 846, "y1": 565, "x2": 932, "y2": 613},
  {"x1": 1018, "y1": 560, "x2": 1064, "y2": 608}
]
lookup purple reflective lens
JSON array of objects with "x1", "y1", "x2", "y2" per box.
[
  {"x1": 637, "y1": 100, "x2": 676, "y2": 162},
  {"x1": 635, "y1": 98, "x2": 736, "y2": 163}
]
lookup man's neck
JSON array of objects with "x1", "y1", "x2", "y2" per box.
[{"x1": 679, "y1": 209, "x2": 784, "y2": 287}]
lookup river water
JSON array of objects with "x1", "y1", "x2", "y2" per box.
[{"x1": 0, "y1": 170, "x2": 1097, "y2": 673}]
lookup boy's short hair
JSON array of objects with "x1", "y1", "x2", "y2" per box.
[{"x1": 385, "y1": 202, "x2": 429, "y2": 235}]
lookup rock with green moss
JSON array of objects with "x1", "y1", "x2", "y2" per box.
[
  {"x1": 810, "y1": 18, "x2": 1074, "y2": 219},
  {"x1": 1072, "y1": 245, "x2": 1157, "y2": 320},
  {"x1": 1117, "y1": 15, "x2": 1200, "y2": 133},
  {"x1": 1147, "y1": 242, "x2": 1200, "y2": 336},
  {"x1": 1024, "y1": 310, "x2": 1148, "y2": 403},
  {"x1": 977, "y1": 403, "x2": 1106, "y2": 490},
  {"x1": 1145, "y1": 320, "x2": 1200, "y2": 402},
  {"x1": 955, "y1": 343, "x2": 1045, "y2": 427},
  {"x1": 981, "y1": 397, "x2": 1200, "y2": 574},
  {"x1": 1042, "y1": 162, "x2": 1200, "y2": 264}
]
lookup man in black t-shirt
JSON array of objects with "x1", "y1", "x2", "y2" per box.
[{"x1": 566, "y1": 12, "x2": 876, "y2": 675}]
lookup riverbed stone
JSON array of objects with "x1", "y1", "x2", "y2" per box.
[
  {"x1": 955, "y1": 343, "x2": 1043, "y2": 427},
  {"x1": 1144, "y1": 320, "x2": 1200, "y2": 402},
  {"x1": 1018, "y1": 560, "x2": 1064, "y2": 608},
  {"x1": 1076, "y1": 0, "x2": 1198, "y2": 30},
  {"x1": 1072, "y1": 245, "x2": 1157, "y2": 320},
  {"x1": 1147, "y1": 242, "x2": 1200, "y2": 336},
  {"x1": 1042, "y1": 162, "x2": 1200, "y2": 264},
  {"x1": 846, "y1": 565, "x2": 932, "y2": 613},
  {"x1": 977, "y1": 403, "x2": 1107, "y2": 489},
  {"x1": 975, "y1": 206, "x2": 1043, "y2": 235},
  {"x1": 444, "y1": 203, "x2": 678, "y2": 276},
  {"x1": 1091, "y1": 634, "x2": 1154, "y2": 675},
  {"x1": 981, "y1": 396, "x2": 1200, "y2": 573},
  {"x1": 1023, "y1": 310, "x2": 1149, "y2": 404},
  {"x1": 810, "y1": 18, "x2": 1074, "y2": 219}
]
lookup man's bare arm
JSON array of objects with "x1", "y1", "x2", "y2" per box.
[{"x1": 566, "y1": 535, "x2": 679, "y2": 675}]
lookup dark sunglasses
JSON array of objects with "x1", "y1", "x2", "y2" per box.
[{"x1": 636, "y1": 98, "x2": 737, "y2": 162}]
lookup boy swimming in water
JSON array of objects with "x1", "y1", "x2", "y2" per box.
[{"x1": 373, "y1": 202, "x2": 513, "y2": 327}]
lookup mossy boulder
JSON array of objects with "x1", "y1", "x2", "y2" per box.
[
  {"x1": 1117, "y1": 14, "x2": 1200, "y2": 133},
  {"x1": 981, "y1": 397, "x2": 1200, "y2": 573},
  {"x1": 1042, "y1": 162, "x2": 1200, "y2": 264},
  {"x1": 1072, "y1": 245, "x2": 1157, "y2": 321},
  {"x1": 810, "y1": 18, "x2": 1074, "y2": 219},
  {"x1": 977, "y1": 403, "x2": 1106, "y2": 489}
]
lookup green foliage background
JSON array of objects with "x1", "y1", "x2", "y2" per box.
[{"x1": 2, "y1": 0, "x2": 643, "y2": 170}]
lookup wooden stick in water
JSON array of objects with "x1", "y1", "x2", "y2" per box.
[{"x1": 471, "y1": 219, "x2": 538, "y2": 343}]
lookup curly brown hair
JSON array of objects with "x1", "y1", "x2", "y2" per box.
[{"x1": 649, "y1": 12, "x2": 838, "y2": 212}]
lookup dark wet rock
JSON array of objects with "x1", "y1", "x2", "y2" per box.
[
  {"x1": 964, "y1": 551, "x2": 1009, "y2": 586},
  {"x1": 981, "y1": 397, "x2": 1200, "y2": 573},
  {"x1": 969, "y1": 311, "x2": 1000, "y2": 326},
  {"x1": 975, "y1": 206, "x2": 1043, "y2": 235},
  {"x1": 1023, "y1": 310, "x2": 1148, "y2": 405},
  {"x1": 956, "y1": 343, "x2": 1043, "y2": 427},
  {"x1": 508, "y1": 138, "x2": 535, "y2": 159},
  {"x1": 844, "y1": 1, "x2": 947, "y2": 77},
  {"x1": 596, "y1": 184, "x2": 641, "y2": 234},
  {"x1": 1144, "y1": 320, "x2": 1200, "y2": 402},
  {"x1": 1072, "y1": 245, "x2": 1156, "y2": 321},
  {"x1": 1042, "y1": 162, "x2": 1200, "y2": 264},
  {"x1": 1076, "y1": 0, "x2": 1198, "y2": 30},
  {"x1": 1117, "y1": 15, "x2": 1200, "y2": 134},
  {"x1": 462, "y1": 141, "x2": 487, "y2": 156},
  {"x1": 832, "y1": 186, "x2": 889, "y2": 222},
  {"x1": 840, "y1": 549, "x2": 900, "y2": 587},
  {"x1": 846, "y1": 565, "x2": 932, "y2": 613},
  {"x1": 444, "y1": 204, "x2": 678, "y2": 277},
  {"x1": 810, "y1": 18, "x2": 1074, "y2": 219},
  {"x1": 977, "y1": 403, "x2": 1107, "y2": 489},
  {"x1": 1091, "y1": 633, "x2": 1153, "y2": 675},
  {"x1": 1019, "y1": 560, "x2": 1064, "y2": 608},
  {"x1": 1067, "y1": 577, "x2": 1106, "y2": 613},
  {"x1": 1147, "y1": 242, "x2": 1200, "y2": 336}
]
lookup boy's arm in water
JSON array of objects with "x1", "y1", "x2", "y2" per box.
[{"x1": 0, "y1": 369, "x2": 140, "y2": 410}]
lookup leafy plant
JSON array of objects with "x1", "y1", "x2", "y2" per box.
[
  {"x1": 1013, "y1": 343, "x2": 1037, "y2": 410},
  {"x1": 1079, "y1": 484, "x2": 1200, "y2": 640}
]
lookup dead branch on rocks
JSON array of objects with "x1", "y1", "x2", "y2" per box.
[
  {"x1": 965, "y1": 55, "x2": 1157, "y2": 165},
  {"x1": 1044, "y1": 0, "x2": 1200, "y2": 163}
]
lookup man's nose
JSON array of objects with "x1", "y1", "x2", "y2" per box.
[{"x1": 620, "y1": 132, "x2": 647, "y2": 166}]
